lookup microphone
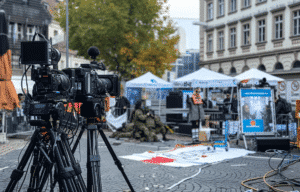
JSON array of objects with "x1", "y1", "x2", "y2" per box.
[{"x1": 87, "y1": 46, "x2": 100, "y2": 60}]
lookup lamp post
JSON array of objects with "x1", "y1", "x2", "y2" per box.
[{"x1": 66, "y1": 0, "x2": 69, "y2": 68}]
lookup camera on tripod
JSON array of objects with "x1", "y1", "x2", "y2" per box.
[{"x1": 21, "y1": 33, "x2": 120, "y2": 120}]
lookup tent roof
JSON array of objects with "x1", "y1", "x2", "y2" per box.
[
  {"x1": 173, "y1": 68, "x2": 237, "y2": 87},
  {"x1": 125, "y1": 72, "x2": 172, "y2": 88},
  {"x1": 235, "y1": 68, "x2": 284, "y2": 82}
]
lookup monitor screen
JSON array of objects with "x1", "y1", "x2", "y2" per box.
[{"x1": 21, "y1": 41, "x2": 49, "y2": 65}]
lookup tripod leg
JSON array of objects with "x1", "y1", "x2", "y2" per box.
[
  {"x1": 72, "y1": 125, "x2": 86, "y2": 154},
  {"x1": 61, "y1": 132, "x2": 87, "y2": 192},
  {"x1": 87, "y1": 125, "x2": 102, "y2": 192},
  {"x1": 98, "y1": 127, "x2": 135, "y2": 192},
  {"x1": 5, "y1": 129, "x2": 39, "y2": 192}
]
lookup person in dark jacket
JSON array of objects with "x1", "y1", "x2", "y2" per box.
[
  {"x1": 275, "y1": 95, "x2": 287, "y2": 123},
  {"x1": 231, "y1": 94, "x2": 238, "y2": 120},
  {"x1": 114, "y1": 90, "x2": 130, "y2": 118},
  {"x1": 223, "y1": 94, "x2": 231, "y2": 114},
  {"x1": 263, "y1": 102, "x2": 272, "y2": 132}
]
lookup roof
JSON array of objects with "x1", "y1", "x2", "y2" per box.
[{"x1": 173, "y1": 68, "x2": 237, "y2": 88}]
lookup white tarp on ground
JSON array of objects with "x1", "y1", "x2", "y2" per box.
[
  {"x1": 235, "y1": 68, "x2": 284, "y2": 86},
  {"x1": 120, "y1": 145, "x2": 255, "y2": 167},
  {"x1": 125, "y1": 72, "x2": 172, "y2": 88},
  {"x1": 106, "y1": 110, "x2": 128, "y2": 131},
  {"x1": 173, "y1": 68, "x2": 237, "y2": 88}
]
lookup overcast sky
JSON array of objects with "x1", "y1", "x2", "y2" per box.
[{"x1": 166, "y1": 0, "x2": 199, "y2": 19}]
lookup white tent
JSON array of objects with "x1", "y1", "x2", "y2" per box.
[
  {"x1": 126, "y1": 72, "x2": 172, "y2": 88},
  {"x1": 173, "y1": 68, "x2": 237, "y2": 88},
  {"x1": 234, "y1": 68, "x2": 284, "y2": 86}
]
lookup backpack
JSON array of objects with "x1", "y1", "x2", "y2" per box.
[{"x1": 282, "y1": 99, "x2": 292, "y2": 114}]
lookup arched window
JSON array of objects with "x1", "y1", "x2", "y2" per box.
[
  {"x1": 258, "y1": 64, "x2": 266, "y2": 71},
  {"x1": 274, "y1": 62, "x2": 283, "y2": 70},
  {"x1": 218, "y1": 68, "x2": 224, "y2": 74},
  {"x1": 293, "y1": 60, "x2": 300, "y2": 68},
  {"x1": 230, "y1": 67, "x2": 236, "y2": 74},
  {"x1": 242, "y1": 66, "x2": 249, "y2": 72}
]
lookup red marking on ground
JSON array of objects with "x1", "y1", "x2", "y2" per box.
[{"x1": 142, "y1": 156, "x2": 175, "y2": 164}]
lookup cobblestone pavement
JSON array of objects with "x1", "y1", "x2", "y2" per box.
[{"x1": 1, "y1": 130, "x2": 300, "y2": 192}]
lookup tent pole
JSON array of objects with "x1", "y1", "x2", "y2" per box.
[{"x1": 159, "y1": 89, "x2": 161, "y2": 117}]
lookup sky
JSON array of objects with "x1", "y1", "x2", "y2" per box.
[
  {"x1": 164, "y1": 0, "x2": 200, "y2": 50},
  {"x1": 166, "y1": 0, "x2": 199, "y2": 19}
]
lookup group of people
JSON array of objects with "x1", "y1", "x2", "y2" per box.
[{"x1": 110, "y1": 99, "x2": 170, "y2": 142}]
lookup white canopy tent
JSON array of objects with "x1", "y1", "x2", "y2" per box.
[
  {"x1": 124, "y1": 72, "x2": 172, "y2": 117},
  {"x1": 234, "y1": 68, "x2": 284, "y2": 86},
  {"x1": 126, "y1": 72, "x2": 173, "y2": 88},
  {"x1": 173, "y1": 68, "x2": 237, "y2": 88}
]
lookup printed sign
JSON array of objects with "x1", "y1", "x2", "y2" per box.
[
  {"x1": 240, "y1": 88, "x2": 276, "y2": 134},
  {"x1": 292, "y1": 81, "x2": 300, "y2": 91}
]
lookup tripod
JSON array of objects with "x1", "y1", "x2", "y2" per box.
[
  {"x1": 71, "y1": 117, "x2": 135, "y2": 192},
  {"x1": 5, "y1": 117, "x2": 87, "y2": 192}
]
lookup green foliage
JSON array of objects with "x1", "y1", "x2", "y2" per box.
[{"x1": 54, "y1": 0, "x2": 179, "y2": 80}]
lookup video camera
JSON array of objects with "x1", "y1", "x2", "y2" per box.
[{"x1": 20, "y1": 33, "x2": 120, "y2": 126}]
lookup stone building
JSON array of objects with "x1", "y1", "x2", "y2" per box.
[
  {"x1": 0, "y1": 0, "x2": 51, "y2": 77},
  {"x1": 198, "y1": 0, "x2": 300, "y2": 104}
]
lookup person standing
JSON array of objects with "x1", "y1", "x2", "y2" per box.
[
  {"x1": 114, "y1": 89, "x2": 130, "y2": 119},
  {"x1": 186, "y1": 88, "x2": 205, "y2": 142}
]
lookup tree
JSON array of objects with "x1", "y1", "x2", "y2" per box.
[{"x1": 53, "y1": 0, "x2": 179, "y2": 80}]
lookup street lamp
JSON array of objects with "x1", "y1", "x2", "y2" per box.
[{"x1": 66, "y1": 0, "x2": 69, "y2": 68}]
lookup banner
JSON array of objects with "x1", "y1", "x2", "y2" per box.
[{"x1": 240, "y1": 88, "x2": 275, "y2": 134}]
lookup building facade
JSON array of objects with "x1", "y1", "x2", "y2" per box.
[
  {"x1": 199, "y1": 0, "x2": 300, "y2": 104},
  {"x1": 0, "y1": 0, "x2": 51, "y2": 77}
]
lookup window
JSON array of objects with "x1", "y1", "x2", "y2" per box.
[
  {"x1": 27, "y1": 25, "x2": 34, "y2": 41},
  {"x1": 243, "y1": 24, "x2": 250, "y2": 45},
  {"x1": 275, "y1": 15, "x2": 283, "y2": 39},
  {"x1": 294, "y1": 10, "x2": 300, "y2": 36},
  {"x1": 218, "y1": 68, "x2": 224, "y2": 73},
  {"x1": 258, "y1": 64, "x2": 266, "y2": 71},
  {"x1": 257, "y1": 0, "x2": 266, "y2": 3},
  {"x1": 8, "y1": 23, "x2": 13, "y2": 38},
  {"x1": 244, "y1": 0, "x2": 250, "y2": 7},
  {"x1": 54, "y1": 30, "x2": 58, "y2": 36},
  {"x1": 293, "y1": 61, "x2": 300, "y2": 68},
  {"x1": 208, "y1": 34, "x2": 213, "y2": 52},
  {"x1": 218, "y1": 31, "x2": 224, "y2": 50},
  {"x1": 219, "y1": 0, "x2": 224, "y2": 16},
  {"x1": 230, "y1": 28, "x2": 236, "y2": 48},
  {"x1": 258, "y1": 20, "x2": 265, "y2": 42},
  {"x1": 208, "y1": 3, "x2": 213, "y2": 20},
  {"x1": 230, "y1": 67, "x2": 237, "y2": 74},
  {"x1": 275, "y1": 62, "x2": 283, "y2": 70},
  {"x1": 17, "y1": 24, "x2": 23, "y2": 40},
  {"x1": 242, "y1": 66, "x2": 249, "y2": 72},
  {"x1": 230, "y1": 0, "x2": 236, "y2": 12}
]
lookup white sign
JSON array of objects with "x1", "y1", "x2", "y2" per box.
[{"x1": 146, "y1": 100, "x2": 151, "y2": 107}]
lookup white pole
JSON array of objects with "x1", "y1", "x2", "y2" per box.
[{"x1": 159, "y1": 89, "x2": 161, "y2": 117}]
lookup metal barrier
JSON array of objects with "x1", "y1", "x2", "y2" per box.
[
  {"x1": 3, "y1": 108, "x2": 35, "y2": 136},
  {"x1": 276, "y1": 113, "x2": 297, "y2": 139}
]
